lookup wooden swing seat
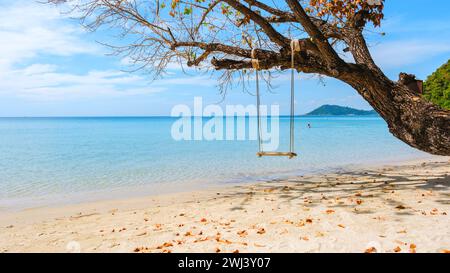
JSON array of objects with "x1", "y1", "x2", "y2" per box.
[
  {"x1": 257, "y1": 152, "x2": 298, "y2": 159},
  {"x1": 253, "y1": 40, "x2": 301, "y2": 160}
]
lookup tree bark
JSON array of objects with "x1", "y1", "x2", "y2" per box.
[{"x1": 337, "y1": 67, "x2": 450, "y2": 156}]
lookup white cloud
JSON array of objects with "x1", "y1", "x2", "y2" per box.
[
  {"x1": 0, "y1": 0, "x2": 212, "y2": 101},
  {"x1": 0, "y1": 0, "x2": 98, "y2": 69},
  {"x1": 371, "y1": 40, "x2": 450, "y2": 68},
  {"x1": 0, "y1": 65, "x2": 164, "y2": 100}
]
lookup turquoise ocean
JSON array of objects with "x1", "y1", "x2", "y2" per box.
[{"x1": 0, "y1": 117, "x2": 430, "y2": 210}]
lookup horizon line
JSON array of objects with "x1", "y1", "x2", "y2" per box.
[{"x1": 0, "y1": 114, "x2": 380, "y2": 118}]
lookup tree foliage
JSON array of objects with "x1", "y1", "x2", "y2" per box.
[{"x1": 424, "y1": 60, "x2": 450, "y2": 110}]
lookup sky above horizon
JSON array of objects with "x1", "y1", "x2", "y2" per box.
[{"x1": 0, "y1": 0, "x2": 449, "y2": 117}]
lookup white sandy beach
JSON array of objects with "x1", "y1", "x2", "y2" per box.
[{"x1": 0, "y1": 158, "x2": 449, "y2": 253}]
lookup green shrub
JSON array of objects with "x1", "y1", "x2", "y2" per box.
[{"x1": 423, "y1": 59, "x2": 450, "y2": 110}]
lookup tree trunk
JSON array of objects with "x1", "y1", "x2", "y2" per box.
[{"x1": 337, "y1": 67, "x2": 450, "y2": 156}]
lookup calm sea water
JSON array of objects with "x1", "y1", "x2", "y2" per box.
[{"x1": 0, "y1": 117, "x2": 430, "y2": 209}]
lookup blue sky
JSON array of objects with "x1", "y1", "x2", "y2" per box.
[{"x1": 0, "y1": 0, "x2": 449, "y2": 117}]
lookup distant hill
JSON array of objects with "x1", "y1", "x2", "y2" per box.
[
  {"x1": 423, "y1": 59, "x2": 450, "y2": 110},
  {"x1": 306, "y1": 105, "x2": 378, "y2": 116}
]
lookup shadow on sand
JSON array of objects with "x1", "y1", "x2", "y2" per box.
[{"x1": 211, "y1": 161, "x2": 449, "y2": 215}]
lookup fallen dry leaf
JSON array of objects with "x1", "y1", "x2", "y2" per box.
[
  {"x1": 215, "y1": 236, "x2": 233, "y2": 244},
  {"x1": 193, "y1": 237, "x2": 209, "y2": 243},
  {"x1": 365, "y1": 247, "x2": 377, "y2": 253},
  {"x1": 326, "y1": 210, "x2": 335, "y2": 214},
  {"x1": 441, "y1": 249, "x2": 450, "y2": 253},
  {"x1": 257, "y1": 228, "x2": 266, "y2": 235},
  {"x1": 395, "y1": 205, "x2": 406, "y2": 210},
  {"x1": 200, "y1": 218, "x2": 207, "y2": 223},
  {"x1": 134, "y1": 246, "x2": 151, "y2": 253},
  {"x1": 233, "y1": 249, "x2": 240, "y2": 254},
  {"x1": 338, "y1": 224, "x2": 345, "y2": 228},
  {"x1": 356, "y1": 199, "x2": 363, "y2": 205},
  {"x1": 394, "y1": 246, "x2": 402, "y2": 253},
  {"x1": 156, "y1": 242, "x2": 174, "y2": 249},
  {"x1": 237, "y1": 230, "x2": 248, "y2": 237}
]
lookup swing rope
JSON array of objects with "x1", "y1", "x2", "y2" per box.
[
  {"x1": 290, "y1": 39, "x2": 300, "y2": 155},
  {"x1": 251, "y1": 49, "x2": 263, "y2": 154},
  {"x1": 252, "y1": 40, "x2": 300, "y2": 159}
]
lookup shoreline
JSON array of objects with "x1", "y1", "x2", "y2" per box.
[
  {"x1": 0, "y1": 154, "x2": 435, "y2": 212},
  {"x1": 0, "y1": 157, "x2": 449, "y2": 253}
]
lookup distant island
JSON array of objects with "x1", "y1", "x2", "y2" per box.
[{"x1": 305, "y1": 105, "x2": 378, "y2": 116}]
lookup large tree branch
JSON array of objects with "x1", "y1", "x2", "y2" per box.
[
  {"x1": 171, "y1": 41, "x2": 277, "y2": 59},
  {"x1": 223, "y1": 0, "x2": 290, "y2": 48},
  {"x1": 342, "y1": 29, "x2": 383, "y2": 74},
  {"x1": 242, "y1": 0, "x2": 343, "y2": 39},
  {"x1": 242, "y1": 0, "x2": 287, "y2": 16},
  {"x1": 171, "y1": 38, "x2": 320, "y2": 67},
  {"x1": 211, "y1": 54, "x2": 329, "y2": 75},
  {"x1": 285, "y1": 0, "x2": 344, "y2": 67}
]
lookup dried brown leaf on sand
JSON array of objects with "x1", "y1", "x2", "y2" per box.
[
  {"x1": 156, "y1": 242, "x2": 174, "y2": 249},
  {"x1": 237, "y1": 230, "x2": 248, "y2": 237},
  {"x1": 134, "y1": 246, "x2": 151, "y2": 253},
  {"x1": 364, "y1": 247, "x2": 377, "y2": 253},
  {"x1": 257, "y1": 228, "x2": 266, "y2": 235}
]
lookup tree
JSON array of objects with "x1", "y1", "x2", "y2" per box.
[
  {"x1": 48, "y1": 0, "x2": 450, "y2": 156},
  {"x1": 424, "y1": 60, "x2": 450, "y2": 110}
]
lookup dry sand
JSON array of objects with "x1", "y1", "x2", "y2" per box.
[{"x1": 0, "y1": 158, "x2": 449, "y2": 253}]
